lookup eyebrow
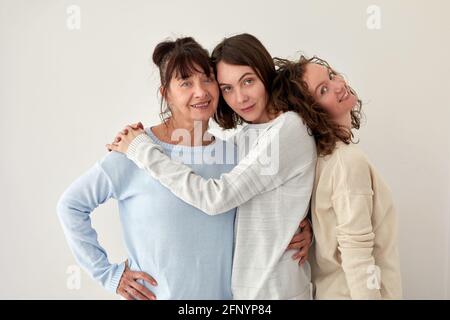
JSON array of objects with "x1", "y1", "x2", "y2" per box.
[
  {"x1": 314, "y1": 81, "x2": 326, "y2": 96},
  {"x1": 175, "y1": 71, "x2": 209, "y2": 81},
  {"x1": 175, "y1": 75, "x2": 191, "y2": 81},
  {"x1": 219, "y1": 72, "x2": 255, "y2": 86}
]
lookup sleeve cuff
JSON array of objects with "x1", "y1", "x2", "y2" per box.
[
  {"x1": 126, "y1": 133, "x2": 156, "y2": 160},
  {"x1": 105, "y1": 261, "x2": 126, "y2": 294}
]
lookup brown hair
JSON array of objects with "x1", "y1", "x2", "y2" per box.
[
  {"x1": 152, "y1": 37, "x2": 213, "y2": 122},
  {"x1": 271, "y1": 56, "x2": 363, "y2": 156},
  {"x1": 211, "y1": 33, "x2": 278, "y2": 129}
]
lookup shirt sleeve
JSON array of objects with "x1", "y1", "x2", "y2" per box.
[
  {"x1": 332, "y1": 151, "x2": 381, "y2": 300},
  {"x1": 56, "y1": 162, "x2": 125, "y2": 293},
  {"x1": 126, "y1": 113, "x2": 317, "y2": 215}
]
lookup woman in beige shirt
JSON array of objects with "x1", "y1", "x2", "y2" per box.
[{"x1": 272, "y1": 56, "x2": 402, "y2": 299}]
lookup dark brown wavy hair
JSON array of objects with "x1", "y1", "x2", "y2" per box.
[{"x1": 271, "y1": 56, "x2": 363, "y2": 156}]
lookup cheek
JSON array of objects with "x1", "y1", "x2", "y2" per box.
[
  {"x1": 211, "y1": 85, "x2": 220, "y2": 101},
  {"x1": 222, "y1": 93, "x2": 236, "y2": 109},
  {"x1": 321, "y1": 98, "x2": 340, "y2": 116},
  {"x1": 168, "y1": 89, "x2": 187, "y2": 109},
  {"x1": 255, "y1": 84, "x2": 268, "y2": 106}
]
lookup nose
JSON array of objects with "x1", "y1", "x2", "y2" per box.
[
  {"x1": 193, "y1": 82, "x2": 209, "y2": 99},
  {"x1": 333, "y1": 80, "x2": 346, "y2": 94},
  {"x1": 235, "y1": 88, "x2": 248, "y2": 104}
]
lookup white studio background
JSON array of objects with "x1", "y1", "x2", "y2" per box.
[{"x1": 1, "y1": 0, "x2": 449, "y2": 299}]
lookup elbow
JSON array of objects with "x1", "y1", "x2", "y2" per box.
[
  {"x1": 56, "y1": 195, "x2": 68, "y2": 221},
  {"x1": 203, "y1": 207, "x2": 223, "y2": 215},
  {"x1": 201, "y1": 202, "x2": 230, "y2": 215},
  {"x1": 337, "y1": 232, "x2": 375, "y2": 249},
  {"x1": 56, "y1": 192, "x2": 74, "y2": 223}
]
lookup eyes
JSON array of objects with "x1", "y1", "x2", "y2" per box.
[
  {"x1": 221, "y1": 77, "x2": 254, "y2": 94},
  {"x1": 221, "y1": 85, "x2": 232, "y2": 93},
  {"x1": 179, "y1": 75, "x2": 215, "y2": 88},
  {"x1": 319, "y1": 70, "x2": 337, "y2": 96}
]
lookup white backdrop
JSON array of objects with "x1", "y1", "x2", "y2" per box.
[{"x1": 1, "y1": 0, "x2": 449, "y2": 299}]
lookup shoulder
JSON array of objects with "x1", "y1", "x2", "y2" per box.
[
  {"x1": 275, "y1": 111, "x2": 309, "y2": 134},
  {"x1": 277, "y1": 111, "x2": 316, "y2": 155},
  {"x1": 334, "y1": 142, "x2": 370, "y2": 170},
  {"x1": 266, "y1": 111, "x2": 317, "y2": 169},
  {"x1": 97, "y1": 151, "x2": 138, "y2": 181},
  {"x1": 325, "y1": 142, "x2": 373, "y2": 192}
]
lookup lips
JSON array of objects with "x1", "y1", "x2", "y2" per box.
[
  {"x1": 191, "y1": 100, "x2": 210, "y2": 109},
  {"x1": 241, "y1": 104, "x2": 255, "y2": 113},
  {"x1": 339, "y1": 89, "x2": 350, "y2": 103}
]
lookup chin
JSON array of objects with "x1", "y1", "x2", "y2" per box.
[
  {"x1": 191, "y1": 112, "x2": 214, "y2": 122},
  {"x1": 242, "y1": 111, "x2": 264, "y2": 123}
]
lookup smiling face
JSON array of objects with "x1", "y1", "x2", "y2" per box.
[
  {"x1": 165, "y1": 65, "x2": 219, "y2": 123},
  {"x1": 303, "y1": 63, "x2": 357, "y2": 126},
  {"x1": 216, "y1": 62, "x2": 271, "y2": 124}
]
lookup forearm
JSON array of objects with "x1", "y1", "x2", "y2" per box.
[
  {"x1": 56, "y1": 163, "x2": 125, "y2": 292},
  {"x1": 127, "y1": 134, "x2": 250, "y2": 214},
  {"x1": 126, "y1": 116, "x2": 316, "y2": 216},
  {"x1": 337, "y1": 235, "x2": 381, "y2": 299},
  {"x1": 334, "y1": 193, "x2": 381, "y2": 299}
]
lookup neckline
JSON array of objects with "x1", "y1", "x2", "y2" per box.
[
  {"x1": 243, "y1": 111, "x2": 288, "y2": 130},
  {"x1": 146, "y1": 127, "x2": 219, "y2": 152}
]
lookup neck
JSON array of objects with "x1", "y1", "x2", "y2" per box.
[
  {"x1": 251, "y1": 103, "x2": 281, "y2": 124},
  {"x1": 161, "y1": 117, "x2": 214, "y2": 147},
  {"x1": 335, "y1": 113, "x2": 353, "y2": 131}
]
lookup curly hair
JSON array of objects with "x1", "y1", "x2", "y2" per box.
[{"x1": 271, "y1": 56, "x2": 363, "y2": 156}]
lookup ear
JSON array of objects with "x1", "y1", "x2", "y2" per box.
[{"x1": 160, "y1": 86, "x2": 170, "y2": 103}]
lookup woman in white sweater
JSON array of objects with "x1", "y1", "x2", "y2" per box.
[
  {"x1": 107, "y1": 34, "x2": 317, "y2": 299},
  {"x1": 272, "y1": 56, "x2": 402, "y2": 299}
]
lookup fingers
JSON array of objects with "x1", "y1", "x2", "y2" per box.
[
  {"x1": 118, "y1": 289, "x2": 134, "y2": 300},
  {"x1": 129, "y1": 122, "x2": 144, "y2": 130},
  {"x1": 300, "y1": 219, "x2": 312, "y2": 231},
  {"x1": 287, "y1": 239, "x2": 307, "y2": 251},
  {"x1": 298, "y1": 253, "x2": 309, "y2": 266},
  {"x1": 106, "y1": 143, "x2": 119, "y2": 152},
  {"x1": 135, "y1": 122, "x2": 144, "y2": 130},
  {"x1": 299, "y1": 251, "x2": 309, "y2": 265},
  {"x1": 121, "y1": 125, "x2": 134, "y2": 135},
  {"x1": 299, "y1": 228, "x2": 313, "y2": 248},
  {"x1": 117, "y1": 267, "x2": 157, "y2": 300},
  {"x1": 129, "y1": 280, "x2": 156, "y2": 300},
  {"x1": 134, "y1": 271, "x2": 158, "y2": 287},
  {"x1": 125, "y1": 285, "x2": 149, "y2": 301},
  {"x1": 289, "y1": 233, "x2": 306, "y2": 244},
  {"x1": 300, "y1": 219, "x2": 308, "y2": 228},
  {"x1": 292, "y1": 247, "x2": 309, "y2": 261}
]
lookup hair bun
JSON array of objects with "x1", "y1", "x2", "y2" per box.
[{"x1": 152, "y1": 41, "x2": 176, "y2": 67}]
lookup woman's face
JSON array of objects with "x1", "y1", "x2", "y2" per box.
[
  {"x1": 303, "y1": 63, "x2": 357, "y2": 122},
  {"x1": 165, "y1": 66, "x2": 219, "y2": 123},
  {"x1": 216, "y1": 62, "x2": 270, "y2": 124}
]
